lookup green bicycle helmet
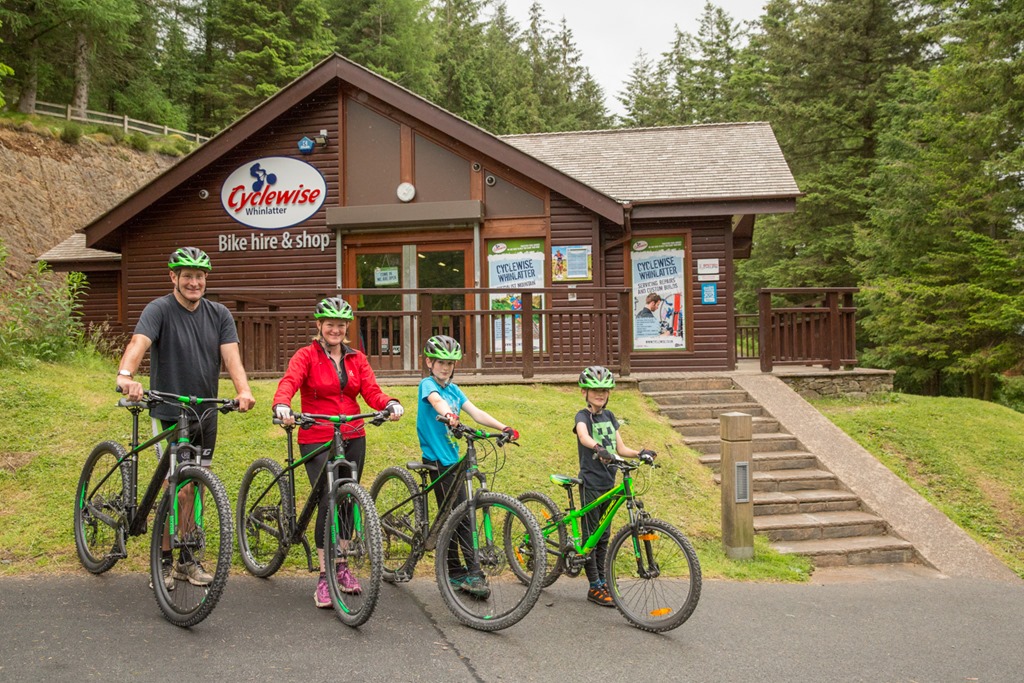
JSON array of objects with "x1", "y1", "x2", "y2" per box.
[
  {"x1": 579, "y1": 365, "x2": 615, "y2": 389},
  {"x1": 168, "y1": 246, "x2": 212, "y2": 271},
  {"x1": 314, "y1": 297, "x2": 354, "y2": 320},
  {"x1": 423, "y1": 335, "x2": 462, "y2": 360}
]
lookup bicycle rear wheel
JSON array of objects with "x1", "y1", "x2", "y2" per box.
[
  {"x1": 512, "y1": 491, "x2": 566, "y2": 587},
  {"x1": 606, "y1": 518, "x2": 702, "y2": 633},
  {"x1": 236, "y1": 458, "x2": 291, "y2": 578},
  {"x1": 151, "y1": 466, "x2": 233, "y2": 627},
  {"x1": 324, "y1": 482, "x2": 383, "y2": 627},
  {"x1": 435, "y1": 492, "x2": 545, "y2": 631},
  {"x1": 369, "y1": 466, "x2": 424, "y2": 583},
  {"x1": 74, "y1": 441, "x2": 130, "y2": 574}
]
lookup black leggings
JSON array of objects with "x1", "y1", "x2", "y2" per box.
[
  {"x1": 301, "y1": 437, "x2": 366, "y2": 551},
  {"x1": 426, "y1": 459, "x2": 478, "y2": 575},
  {"x1": 581, "y1": 484, "x2": 612, "y2": 585}
]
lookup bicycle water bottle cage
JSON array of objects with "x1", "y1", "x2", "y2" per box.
[{"x1": 550, "y1": 474, "x2": 581, "y2": 488}]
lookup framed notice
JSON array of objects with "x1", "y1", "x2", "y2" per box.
[
  {"x1": 552, "y1": 245, "x2": 592, "y2": 282},
  {"x1": 487, "y1": 239, "x2": 545, "y2": 353},
  {"x1": 631, "y1": 237, "x2": 687, "y2": 350}
]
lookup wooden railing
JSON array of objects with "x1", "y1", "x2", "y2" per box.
[
  {"x1": 735, "y1": 313, "x2": 759, "y2": 360},
  {"x1": 756, "y1": 287, "x2": 858, "y2": 372},
  {"x1": 32, "y1": 101, "x2": 209, "y2": 143},
  {"x1": 212, "y1": 287, "x2": 631, "y2": 379}
]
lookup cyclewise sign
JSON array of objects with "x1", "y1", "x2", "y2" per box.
[{"x1": 220, "y1": 156, "x2": 327, "y2": 229}]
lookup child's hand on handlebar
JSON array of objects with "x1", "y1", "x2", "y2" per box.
[
  {"x1": 593, "y1": 445, "x2": 613, "y2": 462},
  {"x1": 638, "y1": 448, "x2": 657, "y2": 465},
  {"x1": 501, "y1": 426, "x2": 519, "y2": 442},
  {"x1": 444, "y1": 412, "x2": 460, "y2": 428}
]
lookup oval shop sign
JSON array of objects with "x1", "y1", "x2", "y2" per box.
[{"x1": 220, "y1": 156, "x2": 327, "y2": 229}]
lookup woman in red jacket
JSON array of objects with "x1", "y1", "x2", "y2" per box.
[{"x1": 272, "y1": 296, "x2": 403, "y2": 608}]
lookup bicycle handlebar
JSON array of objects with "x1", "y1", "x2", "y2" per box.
[
  {"x1": 116, "y1": 387, "x2": 239, "y2": 413},
  {"x1": 273, "y1": 406, "x2": 393, "y2": 429},
  {"x1": 437, "y1": 415, "x2": 518, "y2": 447}
]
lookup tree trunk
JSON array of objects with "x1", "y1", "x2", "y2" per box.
[
  {"x1": 71, "y1": 32, "x2": 90, "y2": 117},
  {"x1": 16, "y1": 39, "x2": 39, "y2": 114}
]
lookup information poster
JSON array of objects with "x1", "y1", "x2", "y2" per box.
[
  {"x1": 552, "y1": 245, "x2": 592, "y2": 282},
  {"x1": 487, "y1": 239, "x2": 545, "y2": 353},
  {"x1": 631, "y1": 237, "x2": 687, "y2": 350}
]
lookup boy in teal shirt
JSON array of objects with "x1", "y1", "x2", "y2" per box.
[{"x1": 417, "y1": 335, "x2": 518, "y2": 597}]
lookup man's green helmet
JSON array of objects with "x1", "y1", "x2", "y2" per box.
[
  {"x1": 579, "y1": 365, "x2": 615, "y2": 389},
  {"x1": 168, "y1": 246, "x2": 212, "y2": 271},
  {"x1": 424, "y1": 335, "x2": 462, "y2": 360},
  {"x1": 314, "y1": 297, "x2": 354, "y2": 320}
]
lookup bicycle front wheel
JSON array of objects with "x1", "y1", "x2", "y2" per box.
[
  {"x1": 435, "y1": 492, "x2": 545, "y2": 631},
  {"x1": 325, "y1": 482, "x2": 383, "y2": 627},
  {"x1": 606, "y1": 518, "x2": 702, "y2": 633},
  {"x1": 74, "y1": 441, "x2": 130, "y2": 574},
  {"x1": 236, "y1": 458, "x2": 291, "y2": 578},
  {"x1": 151, "y1": 466, "x2": 233, "y2": 627},
  {"x1": 369, "y1": 466, "x2": 424, "y2": 583},
  {"x1": 512, "y1": 491, "x2": 566, "y2": 587}
]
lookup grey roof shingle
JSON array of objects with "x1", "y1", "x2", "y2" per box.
[
  {"x1": 37, "y1": 232, "x2": 120, "y2": 263},
  {"x1": 501, "y1": 122, "x2": 799, "y2": 204}
]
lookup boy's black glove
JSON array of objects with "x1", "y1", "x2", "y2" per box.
[
  {"x1": 593, "y1": 445, "x2": 612, "y2": 461},
  {"x1": 638, "y1": 449, "x2": 657, "y2": 465}
]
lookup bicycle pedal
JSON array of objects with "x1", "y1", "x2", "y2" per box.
[{"x1": 393, "y1": 571, "x2": 413, "y2": 583}]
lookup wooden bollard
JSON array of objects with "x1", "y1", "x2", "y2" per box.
[{"x1": 720, "y1": 411, "x2": 754, "y2": 560}]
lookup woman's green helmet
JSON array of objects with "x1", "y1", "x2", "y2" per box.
[
  {"x1": 168, "y1": 246, "x2": 212, "y2": 271},
  {"x1": 579, "y1": 365, "x2": 615, "y2": 389},
  {"x1": 423, "y1": 335, "x2": 462, "y2": 360},
  {"x1": 314, "y1": 297, "x2": 354, "y2": 320}
]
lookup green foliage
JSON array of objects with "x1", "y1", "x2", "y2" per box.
[
  {"x1": 126, "y1": 131, "x2": 150, "y2": 152},
  {"x1": 0, "y1": 241, "x2": 87, "y2": 368},
  {"x1": 815, "y1": 392, "x2": 1024, "y2": 578},
  {"x1": 59, "y1": 121, "x2": 82, "y2": 144}
]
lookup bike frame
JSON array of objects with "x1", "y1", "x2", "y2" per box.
[
  {"x1": 545, "y1": 462, "x2": 643, "y2": 557},
  {"x1": 245, "y1": 411, "x2": 379, "y2": 570}
]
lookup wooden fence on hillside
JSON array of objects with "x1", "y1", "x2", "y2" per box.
[{"x1": 32, "y1": 101, "x2": 209, "y2": 143}]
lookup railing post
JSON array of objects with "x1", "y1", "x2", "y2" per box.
[
  {"x1": 521, "y1": 292, "x2": 534, "y2": 379},
  {"x1": 720, "y1": 412, "x2": 754, "y2": 560},
  {"x1": 758, "y1": 290, "x2": 773, "y2": 372},
  {"x1": 418, "y1": 292, "x2": 433, "y2": 377},
  {"x1": 618, "y1": 290, "x2": 631, "y2": 377},
  {"x1": 827, "y1": 290, "x2": 840, "y2": 370}
]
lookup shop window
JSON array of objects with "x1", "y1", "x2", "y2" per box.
[
  {"x1": 483, "y1": 172, "x2": 544, "y2": 217},
  {"x1": 345, "y1": 101, "x2": 401, "y2": 205},
  {"x1": 414, "y1": 135, "x2": 471, "y2": 202}
]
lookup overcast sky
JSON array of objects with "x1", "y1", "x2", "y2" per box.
[{"x1": 492, "y1": 1, "x2": 768, "y2": 116}]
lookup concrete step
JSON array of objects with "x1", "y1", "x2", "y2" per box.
[
  {"x1": 746, "y1": 467, "x2": 840, "y2": 492},
  {"x1": 771, "y1": 535, "x2": 917, "y2": 567},
  {"x1": 699, "y1": 449, "x2": 818, "y2": 473},
  {"x1": 638, "y1": 377, "x2": 736, "y2": 393},
  {"x1": 753, "y1": 489, "x2": 861, "y2": 515},
  {"x1": 645, "y1": 389, "x2": 751, "y2": 406},
  {"x1": 659, "y1": 403, "x2": 766, "y2": 420},
  {"x1": 685, "y1": 432, "x2": 799, "y2": 455},
  {"x1": 754, "y1": 510, "x2": 888, "y2": 542},
  {"x1": 672, "y1": 416, "x2": 780, "y2": 437}
]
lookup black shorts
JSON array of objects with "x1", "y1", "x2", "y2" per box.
[{"x1": 160, "y1": 410, "x2": 219, "y2": 467}]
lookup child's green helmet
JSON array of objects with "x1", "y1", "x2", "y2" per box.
[
  {"x1": 579, "y1": 365, "x2": 615, "y2": 389},
  {"x1": 168, "y1": 246, "x2": 212, "y2": 271},
  {"x1": 314, "y1": 297, "x2": 354, "y2": 320},
  {"x1": 424, "y1": 335, "x2": 462, "y2": 360}
]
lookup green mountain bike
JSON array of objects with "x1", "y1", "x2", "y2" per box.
[
  {"x1": 517, "y1": 453, "x2": 702, "y2": 633},
  {"x1": 74, "y1": 389, "x2": 237, "y2": 627}
]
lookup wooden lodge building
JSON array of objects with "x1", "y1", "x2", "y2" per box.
[{"x1": 40, "y1": 54, "x2": 801, "y2": 378}]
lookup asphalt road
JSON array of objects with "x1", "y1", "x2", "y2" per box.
[{"x1": 1, "y1": 568, "x2": 1022, "y2": 682}]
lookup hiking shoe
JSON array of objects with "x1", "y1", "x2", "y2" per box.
[
  {"x1": 587, "y1": 585, "x2": 614, "y2": 607},
  {"x1": 461, "y1": 573, "x2": 491, "y2": 600},
  {"x1": 337, "y1": 564, "x2": 362, "y2": 594},
  {"x1": 172, "y1": 560, "x2": 213, "y2": 586},
  {"x1": 149, "y1": 562, "x2": 175, "y2": 592},
  {"x1": 314, "y1": 575, "x2": 331, "y2": 608}
]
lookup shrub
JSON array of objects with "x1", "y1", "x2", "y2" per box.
[
  {"x1": 127, "y1": 131, "x2": 150, "y2": 152},
  {"x1": 60, "y1": 122, "x2": 83, "y2": 145}
]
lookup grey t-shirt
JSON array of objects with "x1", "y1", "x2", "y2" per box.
[
  {"x1": 575, "y1": 409, "x2": 620, "y2": 490},
  {"x1": 134, "y1": 294, "x2": 238, "y2": 420}
]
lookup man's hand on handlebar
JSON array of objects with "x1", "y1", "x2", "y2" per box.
[{"x1": 116, "y1": 376, "x2": 145, "y2": 402}]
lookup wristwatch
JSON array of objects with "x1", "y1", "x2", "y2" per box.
[{"x1": 117, "y1": 369, "x2": 133, "y2": 378}]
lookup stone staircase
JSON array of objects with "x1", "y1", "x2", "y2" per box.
[{"x1": 641, "y1": 376, "x2": 917, "y2": 567}]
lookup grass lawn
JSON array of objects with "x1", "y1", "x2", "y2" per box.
[
  {"x1": 0, "y1": 357, "x2": 811, "y2": 582},
  {"x1": 814, "y1": 392, "x2": 1024, "y2": 579}
]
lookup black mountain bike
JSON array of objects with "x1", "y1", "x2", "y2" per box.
[
  {"x1": 517, "y1": 453, "x2": 702, "y2": 633},
  {"x1": 236, "y1": 409, "x2": 388, "y2": 627},
  {"x1": 370, "y1": 419, "x2": 545, "y2": 631},
  {"x1": 74, "y1": 389, "x2": 237, "y2": 627}
]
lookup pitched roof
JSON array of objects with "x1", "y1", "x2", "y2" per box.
[
  {"x1": 37, "y1": 232, "x2": 119, "y2": 266},
  {"x1": 502, "y1": 122, "x2": 800, "y2": 205}
]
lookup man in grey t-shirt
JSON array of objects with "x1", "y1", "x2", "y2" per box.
[{"x1": 114, "y1": 247, "x2": 255, "y2": 588}]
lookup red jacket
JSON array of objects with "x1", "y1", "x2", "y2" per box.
[{"x1": 272, "y1": 341, "x2": 397, "y2": 444}]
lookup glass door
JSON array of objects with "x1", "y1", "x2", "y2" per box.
[{"x1": 352, "y1": 249, "x2": 404, "y2": 371}]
